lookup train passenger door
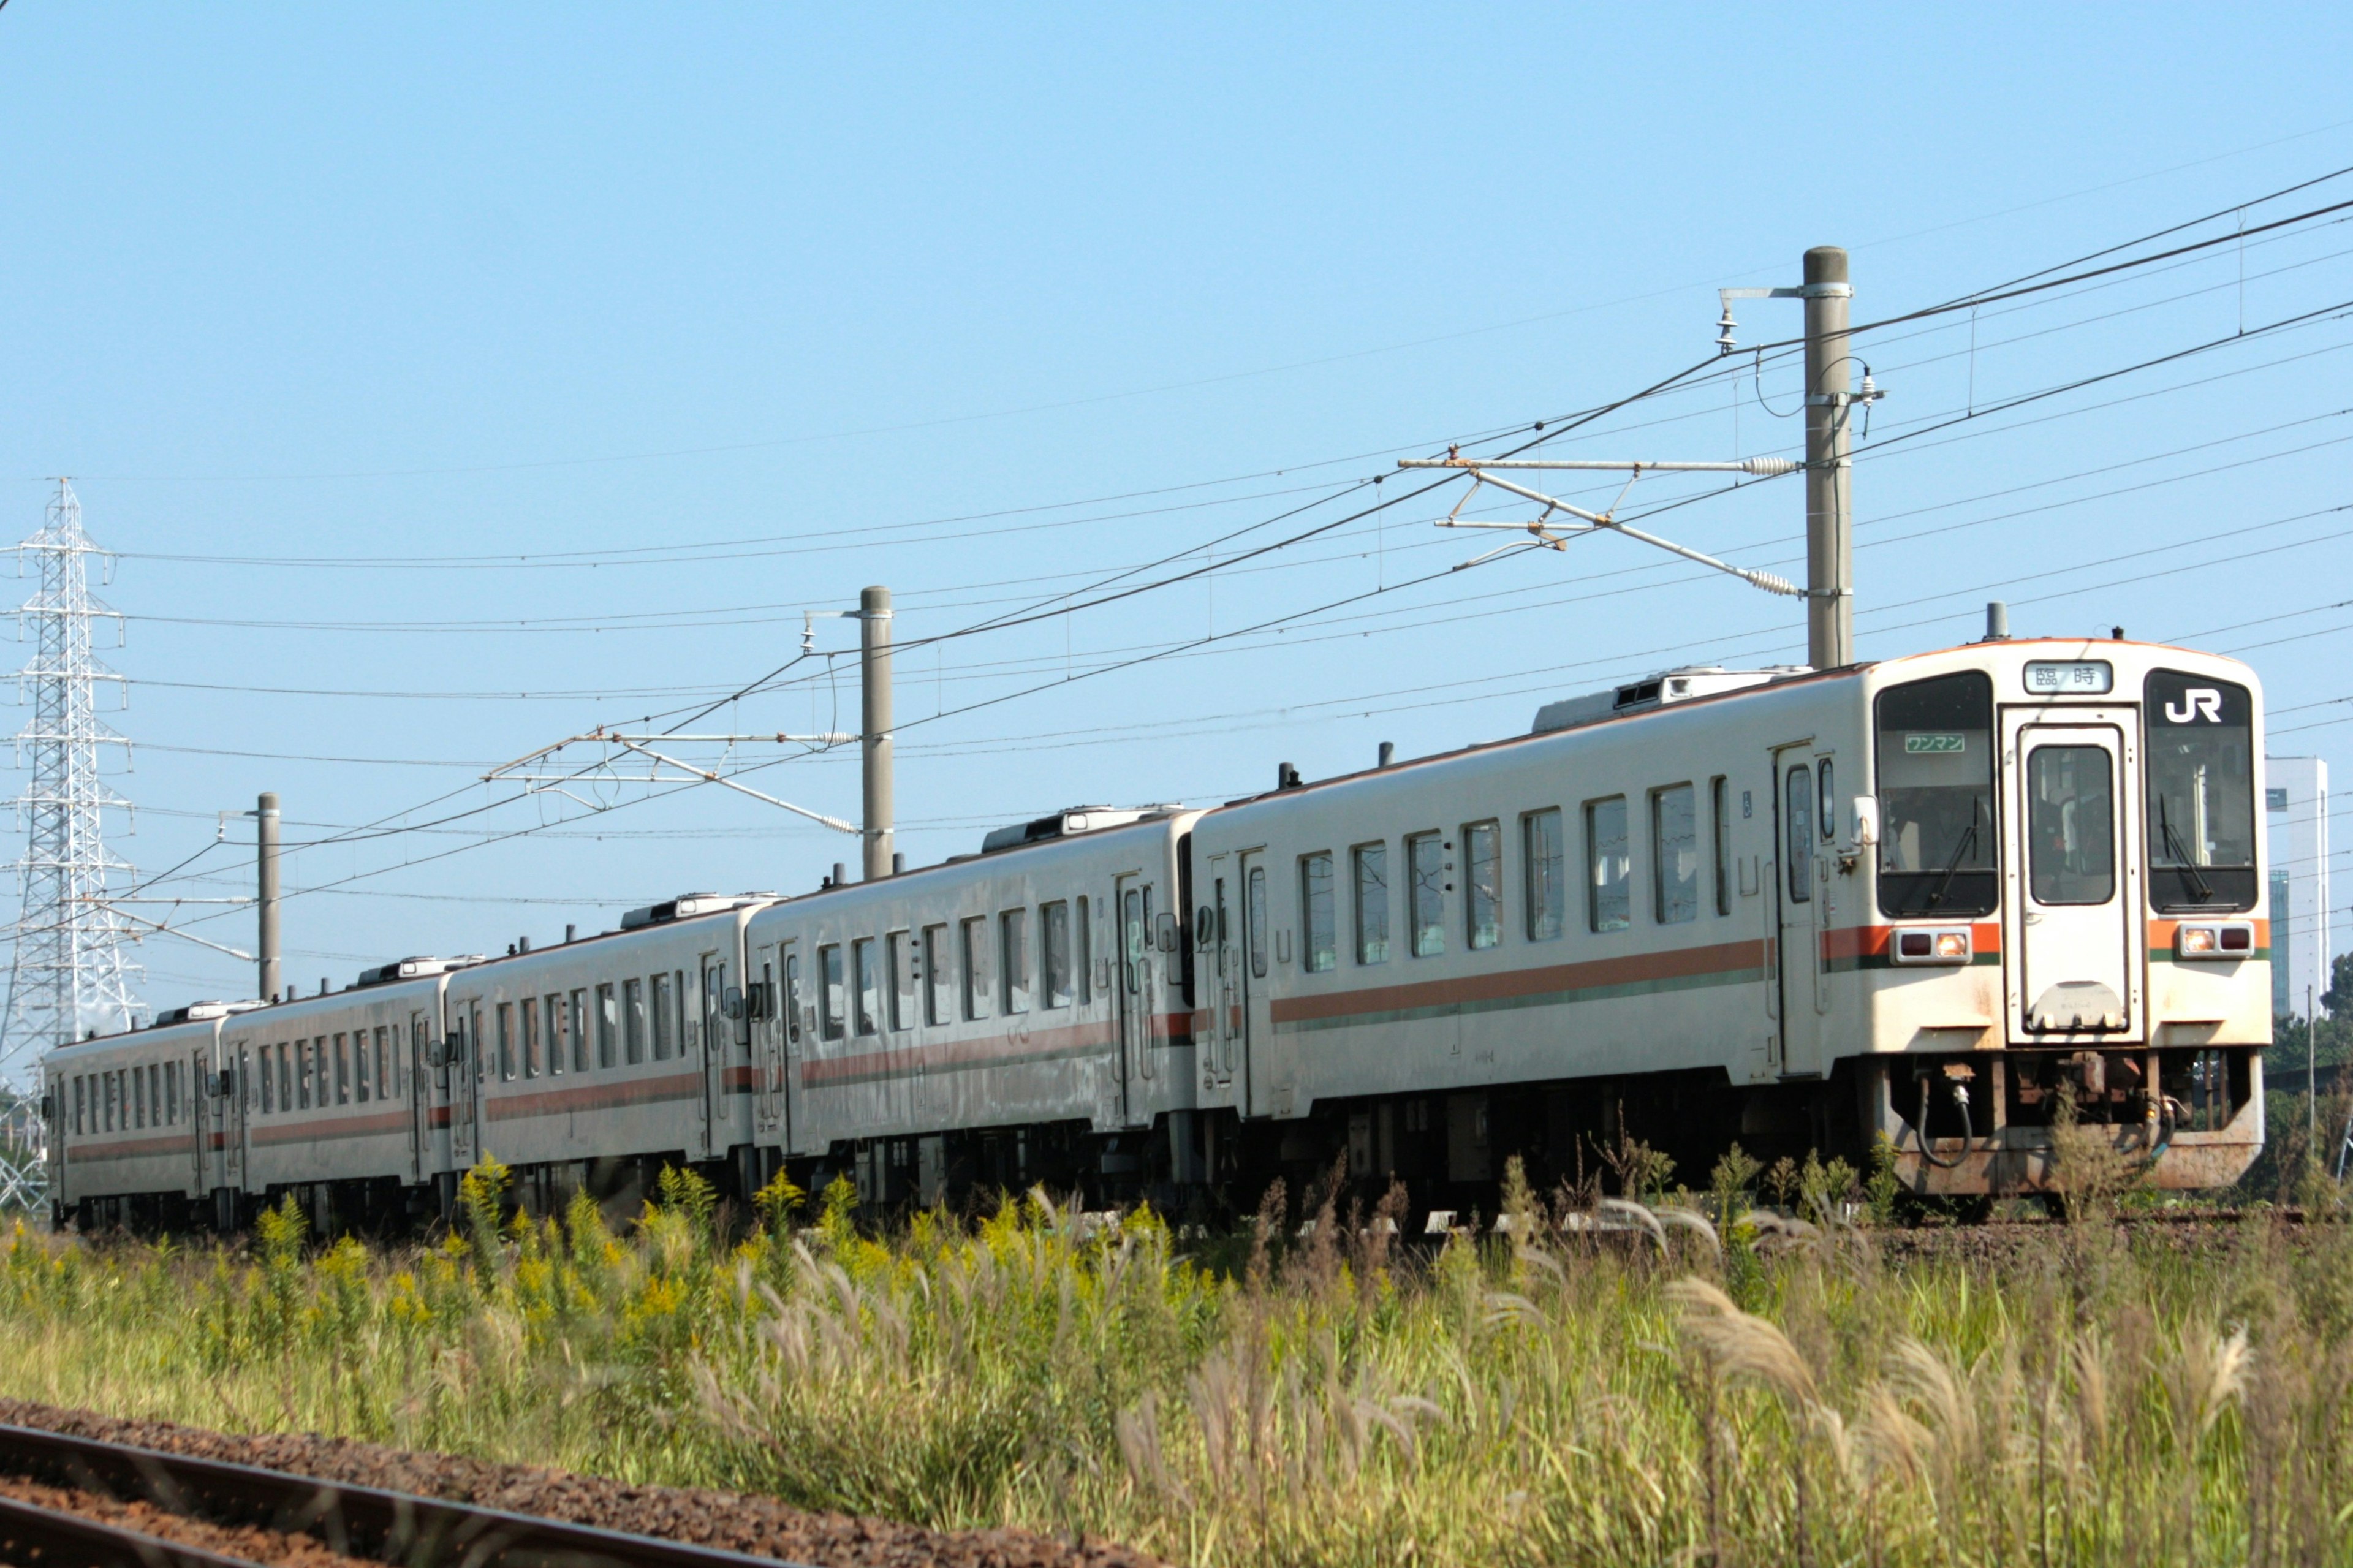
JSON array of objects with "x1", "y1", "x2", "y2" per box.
[
  {"x1": 754, "y1": 942, "x2": 790, "y2": 1140},
  {"x1": 1116, "y1": 876, "x2": 1156, "y2": 1090},
  {"x1": 699, "y1": 952, "x2": 725, "y2": 1159},
  {"x1": 407, "y1": 1011, "x2": 430, "y2": 1181},
  {"x1": 2002, "y1": 713, "x2": 2141, "y2": 1039},
  {"x1": 449, "y1": 1005, "x2": 478, "y2": 1168},
  {"x1": 191, "y1": 1048, "x2": 210, "y2": 1192},
  {"x1": 1772, "y1": 748, "x2": 1831, "y2": 1077}
]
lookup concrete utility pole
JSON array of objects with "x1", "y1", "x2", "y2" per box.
[
  {"x1": 256, "y1": 792, "x2": 281, "y2": 1002},
  {"x1": 860, "y1": 585, "x2": 893, "y2": 881},
  {"x1": 1802, "y1": 246, "x2": 1855, "y2": 670}
]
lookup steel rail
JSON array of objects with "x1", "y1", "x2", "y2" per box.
[
  {"x1": 0, "y1": 1423, "x2": 819, "y2": 1568},
  {"x1": 0, "y1": 1486, "x2": 268, "y2": 1568}
]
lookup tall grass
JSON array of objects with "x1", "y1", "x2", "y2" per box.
[{"x1": 2, "y1": 1158, "x2": 2352, "y2": 1566}]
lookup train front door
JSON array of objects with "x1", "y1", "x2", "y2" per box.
[
  {"x1": 1116, "y1": 874, "x2": 1156, "y2": 1099},
  {"x1": 2002, "y1": 711, "x2": 2142, "y2": 1040},
  {"x1": 1772, "y1": 746, "x2": 1832, "y2": 1077}
]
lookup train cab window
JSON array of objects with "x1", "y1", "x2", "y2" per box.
[
  {"x1": 960, "y1": 918, "x2": 990, "y2": 1021},
  {"x1": 1875, "y1": 670, "x2": 1996, "y2": 917},
  {"x1": 887, "y1": 931, "x2": 917, "y2": 1028},
  {"x1": 1354, "y1": 843, "x2": 1390, "y2": 965},
  {"x1": 819, "y1": 946, "x2": 846, "y2": 1040},
  {"x1": 851, "y1": 940, "x2": 881, "y2": 1036},
  {"x1": 1041, "y1": 904, "x2": 1074, "y2": 1009},
  {"x1": 1407, "y1": 833, "x2": 1445, "y2": 957},
  {"x1": 922, "y1": 925, "x2": 950, "y2": 1025},
  {"x1": 1711, "y1": 778, "x2": 1730, "y2": 917},
  {"x1": 1652, "y1": 784, "x2": 1699, "y2": 925},
  {"x1": 651, "y1": 974, "x2": 676, "y2": 1059},
  {"x1": 1784, "y1": 768, "x2": 1814, "y2": 903},
  {"x1": 1524, "y1": 809, "x2": 1565, "y2": 942},
  {"x1": 1464, "y1": 822, "x2": 1501, "y2": 950},
  {"x1": 1001, "y1": 909, "x2": 1033, "y2": 1015},
  {"x1": 2146, "y1": 670, "x2": 2257, "y2": 911},
  {"x1": 1300, "y1": 853, "x2": 1336, "y2": 972},
  {"x1": 1586, "y1": 797, "x2": 1632, "y2": 933}
]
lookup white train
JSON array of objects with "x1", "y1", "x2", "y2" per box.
[{"x1": 43, "y1": 632, "x2": 2271, "y2": 1232}]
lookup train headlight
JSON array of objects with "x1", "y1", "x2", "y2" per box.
[
  {"x1": 2175, "y1": 922, "x2": 2254, "y2": 960},
  {"x1": 1892, "y1": 926, "x2": 1971, "y2": 965}
]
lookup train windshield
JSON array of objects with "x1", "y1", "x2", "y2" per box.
[
  {"x1": 2145, "y1": 670, "x2": 2257, "y2": 911},
  {"x1": 1874, "y1": 670, "x2": 1997, "y2": 917}
]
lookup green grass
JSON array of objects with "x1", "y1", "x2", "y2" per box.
[{"x1": 6, "y1": 1157, "x2": 2353, "y2": 1567}]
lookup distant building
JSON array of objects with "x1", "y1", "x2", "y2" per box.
[{"x1": 2267, "y1": 755, "x2": 2330, "y2": 1018}]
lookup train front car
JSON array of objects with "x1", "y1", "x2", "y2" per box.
[
  {"x1": 1183, "y1": 635, "x2": 2267, "y2": 1210},
  {"x1": 1858, "y1": 638, "x2": 2266, "y2": 1195}
]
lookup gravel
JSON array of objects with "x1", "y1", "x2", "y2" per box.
[
  {"x1": 0, "y1": 1400, "x2": 1163, "y2": 1568},
  {"x1": 0, "y1": 1469, "x2": 377, "y2": 1568}
]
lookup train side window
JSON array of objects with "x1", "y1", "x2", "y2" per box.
[
  {"x1": 1246, "y1": 868, "x2": 1268, "y2": 978},
  {"x1": 887, "y1": 931, "x2": 916, "y2": 1029},
  {"x1": 852, "y1": 939, "x2": 881, "y2": 1036},
  {"x1": 278, "y1": 1044, "x2": 292, "y2": 1110},
  {"x1": 376, "y1": 1026, "x2": 392, "y2": 1096},
  {"x1": 1587, "y1": 797, "x2": 1632, "y2": 932},
  {"x1": 1818, "y1": 759, "x2": 1836, "y2": 841},
  {"x1": 593, "y1": 983, "x2": 616, "y2": 1066},
  {"x1": 133, "y1": 1066, "x2": 145, "y2": 1129},
  {"x1": 1464, "y1": 821, "x2": 1501, "y2": 950},
  {"x1": 544, "y1": 996, "x2": 566, "y2": 1075},
  {"x1": 650, "y1": 974, "x2": 675, "y2": 1059},
  {"x1": 1353, "y1": 843, "x2": 1390, "y2": 965},
  {"x1": 576, "y1": 990, "x2": 597, "y2": 1070},
  {"x1": 518, "y1": 998, "x2": 539, "y2": 1078},
  {"x1": 1785, "y1": 766, "x2": 1814, "y2": 902},
  {"x1": 1406, "y1": 833, "x2": 1445, "y2": 957},
  {"x1": 782, "y1": 955, "x2": 804, "y2": 1046},
  {"x1": 1711, "y1": 778, "x2": 1730, "y2": 917},
  {"x1": 961, "y1": 918, "x2": 990, "y2": 1021},
  {"x1": 330, "y1": 1033, "x2": 346, "y2": 1104},
  {"x1": 620, "y1": 979, "x2": 644, "y2": 1063},
  {"x1": 71, "y1": 1076, "x2": 82, "y2": 1135},
  {"x1": 1652, "y1": 783, "x2": 1699, "y2": 925},
  {"x1": 1041, "y1": 903, "x2": 1074, "y2": 1009},
  {"x1": 260, "y1": 1051, "x2": 275, "y2": 1113},
  {"x1": 355, "y1": 1029, "x2": 372, "y2": 1102},
  {"x1": 295, "y1": 1040, "x2": 310, "y2": 1110},
  {"x1": 1523, "y1": 809, "x2": 1565, "y2": 942},
  {"x1": 1075, "y1": 896, "x2": 1093, "y2": 1004},
  {"x1": 922, "y1": 925, "x2": 950, "y2": 1025},
  {"x1": 1001, "y1": 909, "x2": 1033, "y2": 1015},
  {"x1": 168, "y1": 1062, "x2": 179, "y2": 1124},
  {"x1": 1300, "y1": 852, "x2": 1336, "y2": 972},
  {"x1": 495, "y1": 1007, "x2": 515, "y2": 1081},
  {"x1": 819, "y1": 945, "x2": 846, "y2": 1040}
]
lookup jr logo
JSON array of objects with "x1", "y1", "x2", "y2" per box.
[{"x1": 2165, "y1": 688, "x2": 2224, "y2": 724}]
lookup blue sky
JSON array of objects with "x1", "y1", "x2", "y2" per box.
[{"x1": 2, "y1": 5, "x2": 2350, "y2": 1013}]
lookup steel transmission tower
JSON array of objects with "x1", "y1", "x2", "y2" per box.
[{"x1": 0, "y1": 479, "x2": 141, "y2": 1089}]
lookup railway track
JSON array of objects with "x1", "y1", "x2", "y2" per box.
[{"x1": 0, "y1": 1422, "x2": 816, "y2": 1568}]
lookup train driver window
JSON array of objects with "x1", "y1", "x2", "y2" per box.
[
  {"x1": 1001, "y1": 909, "x2": 1032, "y2": 1015},
  {"x1": 1041, "y1": 903, "x2": 1073, "y2": 1009},
  {"x1": 1587, "y1": 797, "x2": 1631, "y2": 932},
  {"x1": 961, "y1": 918, "x2": 990, "y2": 1021},
  {"x1": 1784, "y1": 768, "x2": 1813, "y2": 902},
  {"x1": 1353, "y1": 843, "x2": 1390, "y2": 965},
  {"x1": 1874, "y1": 670, "x2": 1996, "y2": 917},
  {"x1": 1407, "y1": 833, "x2": 1444, "y2": 957},
  {"x1": 2146, "y1": 670, "x2": 2257, "y2": 911},
  {"x1": 819, "y1": 945, "x2": 846, "y2": 1040},
  {"x1": 1300, "y1": 852, "x2": 1336, "y2": 972},
  {"x1": 922, "y1": 925, "x2": 950, "y2": 1025},
  {"x1": 1524, "y1": 809, "x2": 1564, "y2": 942},
  {"x1": 1652, "y1": 784, "x2": 1699, "y2": 925}
]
